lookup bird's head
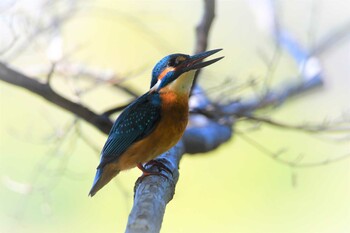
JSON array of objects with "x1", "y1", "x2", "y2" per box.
[{"x1": 150, "y1": 49, "x2": 223, "y2": 94}]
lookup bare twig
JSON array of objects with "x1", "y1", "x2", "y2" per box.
[
  {"x1": 46, "y1": 62, "x2": 56, "y2": 85},
  {"x1": 218, "y1": 74, "x2": 323, "y2": 116},
  {"x1": 6, "y1": 118, "x2": 79, "y2": 230},
  {"x1": 311, "y1": 20, "x2": 350, "y2": 55},
  {"x1": 237, "y1": 130, "x2": 350, "y2": 168},
  {"x1": 52, "y1": 62, "x2": 141, "y2": 98},
  {"x1": 242, "y1": 114, "x2": 350, "y2": 133},
  {"x1": 4, "y1": 0, "x2": 78, "y2": 61},
  {"x1": 0, "y1": 35, "x2": 18, "y2": 56}
]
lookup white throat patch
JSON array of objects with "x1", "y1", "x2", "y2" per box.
[{"x1": 167, "y1": 70, "x2": 196, "y2": 94}]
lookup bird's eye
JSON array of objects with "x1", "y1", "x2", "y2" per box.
[
  {"x1": 168, "y1": 56, "x2": 186, "y2": 67},
  {"x1": 167, "y1": 58, "x2": 176, "y2": 67}
]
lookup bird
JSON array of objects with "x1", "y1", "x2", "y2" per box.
[{"x1": 89, "y1": 49, "x2": 223, "y2": 196}]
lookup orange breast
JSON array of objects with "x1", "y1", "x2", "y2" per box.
[{"x1": 116, "y1": 90, "x2": 189, "y2": 170}]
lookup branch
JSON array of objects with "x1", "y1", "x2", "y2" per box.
[
  {"x1": 237, "y1": 130, "x2": 350, "y2": 168},
  {"x1": 125, "y1": 116, "x2": 232, "y2": 232},
  {"x1": 191, "y1": 0, "x2": 216, "y2": 92},
  {"x1": 0, "y1": 62, "x2": 113, "y2": 134},
  {"x1": 311, "y1": 20, "x2": 350, "y2": 55},
  {"x1": 4, "y1": 1, "x2": 78, "y2": 61},
  {"x1": 194, "y1": 0, "x2": 215, "y2": 54},
  {"x1": 219, "y1": 73, "x2": 323, "y2": 116},
  {"x1": 43, "y1": 62, "x2": 141, "y2": 97},
  {"x1": 242, "y1": 114, "x2": 350, "y2": 133},
  {"x1": 125, "y1": 142, "x2": 184, "y2": 233}
]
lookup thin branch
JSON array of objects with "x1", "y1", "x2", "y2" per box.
[
  {"x1": 0, "y1": 35, "x2": 18, "y2": 56},
  {"x1": 53, "y1": 62, "x2": 141, "y2": 97},
  {"x1": 218, "y1": 73, "x2": 323, "y2": 116},
  {"x1": 242, "y1": 114, "x2": 350, "y2": 133},
  {"x1": 237, "y1": 130, "x2": 350, "y2": 168},
  {"x1": 311, "y1": 20, "x2": 350, "y2": 55},
  {"x1": 4, "y1": 0, "x2": 78, "y2": 61},
  {"x1": 46, "y1": 62, "x2": 56, "y2": 85}
]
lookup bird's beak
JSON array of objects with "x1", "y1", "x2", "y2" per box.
[{"x1": 182, "y1": 48, "x2": 224, "y2": 72}]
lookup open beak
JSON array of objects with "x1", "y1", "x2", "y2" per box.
[{"x1": 182, "y1": 48, "x2": 224, "y2": 72}]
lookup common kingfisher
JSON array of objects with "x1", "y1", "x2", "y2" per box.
[{"x1": 89, "y1": 49, "x2": 223, "y2": 196}]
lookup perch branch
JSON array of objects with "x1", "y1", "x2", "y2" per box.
[{"x1": 125, "y1": 142, "x2": 184, "y2": 233}]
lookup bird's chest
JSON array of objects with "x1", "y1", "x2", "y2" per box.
[
  {"x1": 117, "y1": 91, "x2": 189, "y2": 168},
  {"x1": 140, "y1": 91, "x2": 189, "y2": 161},
  {"x1": 145, "y1": 91, "x2": 187, "y2": 150},
  {"x1": 157, "y1": 91, "x2": 189, "y2": 142}
]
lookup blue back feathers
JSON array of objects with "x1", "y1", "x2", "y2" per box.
[{"x1": 97, "y1": 92, "x2": 161, "y2": 168}]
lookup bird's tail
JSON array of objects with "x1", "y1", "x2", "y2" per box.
[{"x1": 89, "y1": 165, "x2": 120, "y2": 197}]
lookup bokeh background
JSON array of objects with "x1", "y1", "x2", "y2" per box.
[{"x1": 1, "y1": 0, "x2": 349, "y2": 232}]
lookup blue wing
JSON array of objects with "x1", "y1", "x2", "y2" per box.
[{"x1": 97, "y1": 92, "x2": 161, "y2": 168}]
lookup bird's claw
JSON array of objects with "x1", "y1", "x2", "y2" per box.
[
  {"x1": 145, "y1": 159, "x2": 173, "y2": 176},
  {"x1": 136, "y1": 160, "x2": 173, "y2": 184}
]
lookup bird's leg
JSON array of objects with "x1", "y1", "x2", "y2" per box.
[
  {"x1": 145, "y1": 160, "x2": 173, "y2": 176},
  {"x1": 136, "y1": 161, "x2": 172, "y2": 180},
  {"x1": 134, "y1": 162, "x2": 171, "y2": 195}
]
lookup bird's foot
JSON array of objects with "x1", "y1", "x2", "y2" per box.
[
  {"x1": 145, "y1": 160, "x2": 173, "y2": 176},
  {"x1": 136, "y1": 160, "x2": 172, "y2": 182}
]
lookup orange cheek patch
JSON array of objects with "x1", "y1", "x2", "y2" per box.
[{"x1": 158, "y1": 67, "x2": 175, "y2": 80}]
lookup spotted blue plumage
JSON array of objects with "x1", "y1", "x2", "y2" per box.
[{"x1": 97, "y1": 92, "x2": 161, "y2": 168}]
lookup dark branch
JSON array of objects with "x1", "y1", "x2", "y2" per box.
[
  {"x1": 0, "y1": 62, "x2": 113, "y2": 134},
  {"x1": 191, "y1": 0, "x2": 216, "y2": 93},
  {"x1": 194, "y1": 0, "x2": 215, "y2": 54}
]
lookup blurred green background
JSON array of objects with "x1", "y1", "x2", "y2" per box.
[{"x1": 1, "y1": 0, "x2": 349, "y2": 232}]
